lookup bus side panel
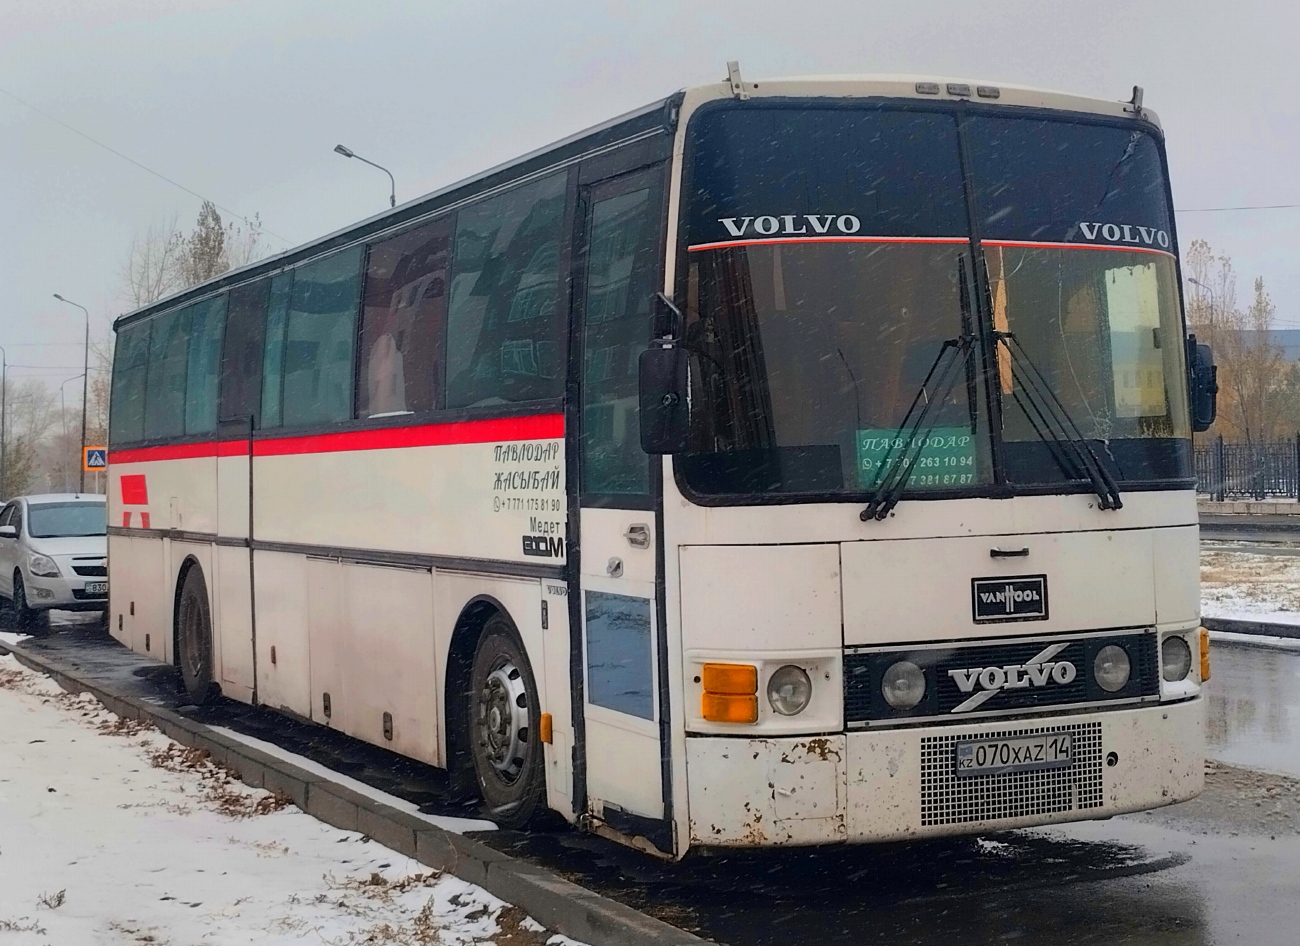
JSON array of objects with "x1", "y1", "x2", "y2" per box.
[
  {"x1": 108, "y1": 532, "x2": 166, "y2": 660},
  {"x1": 214, "y1": 544, "x2": 255, "y2": 702},
  {"x1": 254, "y1": 550, "x2": 312, "y2": 715},
  {"x1": 340, "y1": 561, "x2": 439, "y2": 765}
]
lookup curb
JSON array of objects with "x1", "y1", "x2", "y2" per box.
[
  {"x1": 0, "y1": 640, "x2": 703, "y2": 946},
  {"x1": 1202, "y1": 617, "x2": 1300, "y2": 640}
]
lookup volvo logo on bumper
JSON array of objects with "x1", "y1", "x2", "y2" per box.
[
  {"x1": 971, "y1": 574, "x2": 1048, "y2": 623},
  {"x1": 947, "y1": 642, "x2": 1075, "y2": 713}
]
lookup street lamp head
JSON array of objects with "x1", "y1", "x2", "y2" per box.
[
  {"x1": 334, "y1": 144, "x2": 355, "y2": 159},
  {"x1": 53, "y1": 293, "x2": 66, "y2": 301}
]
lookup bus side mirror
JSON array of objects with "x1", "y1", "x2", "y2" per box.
[
  {"x1": 1187, "y1": 335, "x2": 1218, "y2": 432},
  {"x1": 639, "y1": 346, "x2": 689, "y2": 454}
]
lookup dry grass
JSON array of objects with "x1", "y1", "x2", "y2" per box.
[
  {"x1": 0, "y1": 918, "x2": 47, "y2": 934},
  {"x1": 146, "y1": 742, "x2": 292, "y2": 818},
  {"x1": 1201, "y1": 550, "x2": 1300, "y2": 611},
  {"x1": 37, "y1": 889, "x2": 66, "y2": 909},
  {"x1": 491, "y1": 905, "x2": 550, "y2": 946}
]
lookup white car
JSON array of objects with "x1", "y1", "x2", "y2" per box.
[{"x1": 0, "y1": 494, "x2": 108, "y2": 629}]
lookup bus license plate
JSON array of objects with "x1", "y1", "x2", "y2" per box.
[
  {"x1": 955, "y1": 733, "x2": 1073, "y2": 777},
  {"x1": 86, "y1": 581, "x2": 108, "y2": 595}
]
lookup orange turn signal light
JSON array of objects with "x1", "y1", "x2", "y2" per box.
[
  {"x1": 702, "y1": 662, "x2": 757, "y2": 695},
  {"x1": 1200, "y1": 627, "x2": 1211, "y2": 682},
  {"x1": 702, "y1": 692, "x2": 759, "y2": 723}
]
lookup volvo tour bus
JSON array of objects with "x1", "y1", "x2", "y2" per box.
[{"x1": 107, "y1": 71, "x2": 1218, "y2": 858}]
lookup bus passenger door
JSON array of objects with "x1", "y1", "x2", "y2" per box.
[{"x1": 572, "y1": 166, "x2": 671, "y2": 849}]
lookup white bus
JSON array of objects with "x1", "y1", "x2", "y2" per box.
[{"x1": 107, "y1": 72, "x2": 1218, "y2": 858}]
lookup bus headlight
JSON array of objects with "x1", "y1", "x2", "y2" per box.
[
  {"x1": 1161, "y1": 635, "x2": 1193, "y2": 682},
  {"x1": 767, "y1": 665, "x2": 812, "y2": 716},
  {"x1": 882, "y1": 660, "x2": 926, "y2": 710},
  {"x1": 1093, "y1": 644, "x2": 1131, "y2": 692}
]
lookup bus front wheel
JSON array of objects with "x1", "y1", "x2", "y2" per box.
[
  {"x1": 468, "y1": 615, "x2": 545, "y2": 827},
  {"x1": 176, "y1": 566, "x2": 216, "y2": 705}
]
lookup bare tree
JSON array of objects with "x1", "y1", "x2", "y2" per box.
[{"x1": 121, "y1": 214, "x2": 185, "y2": 308}]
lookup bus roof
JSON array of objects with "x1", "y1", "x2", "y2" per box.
[{"x1": 114, "y1": 73, "x2": 1153, "y2": 331}]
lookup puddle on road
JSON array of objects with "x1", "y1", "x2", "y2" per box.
[{"x1": 1207, "y1": 642, "x2": 1300, "y2": 777}]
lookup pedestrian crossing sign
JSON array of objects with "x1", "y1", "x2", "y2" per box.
[{"x1": 84, "y1": 446, "x2": 108, "y2": 471}]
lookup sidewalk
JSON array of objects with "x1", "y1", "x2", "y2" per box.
[{"x1": 0, "y1": 653, "x2": 571, "y2": 946}]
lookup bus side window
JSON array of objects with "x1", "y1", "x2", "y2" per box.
[
  {"x1": 358, "y1": 217, "x2": 453, "y2": 418},
  {"x1": 280, "y1": 247, "x2": 365, "y2": 428},
  {"x1": 220, "y1": 278, "x2": 270, "y2": 426},
  {"x1": 144, "y1": 307, "x2": 192, "y2": 440},
  {"x1": 445, "y1": 172, "x2": 567, "y2": 408},
  {"x1": 581, "y1": 183, "x2": 662, "y2": 496},
  {"x1": 110, "y1": 320, "x2": 152, "y2": 445},
  {"x1": 184, "y1": 295, "x2": 228, "y2": 435},
  {"x1": 260, "y1": 271, "x2": 295, "y2": 429}
]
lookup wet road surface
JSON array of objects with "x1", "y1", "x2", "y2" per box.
[
  {"x1": 1208, "y1": 641, "x2": 1300, "y2": 777},
  {"x1": 7, "y1": 617, "x2": 1300, "y2": 945}
]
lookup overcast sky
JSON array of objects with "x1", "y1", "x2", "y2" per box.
[{"x1": 2, "y1": 0, "x2": 1298, "y2": 387}]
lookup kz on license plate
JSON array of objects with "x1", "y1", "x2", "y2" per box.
[
  {"x1": 955, "y1": 733, "x2": 1073, "y2": 777},
  {"x1": 85, "y1": 581, "x2": 108, "y2": 595}
]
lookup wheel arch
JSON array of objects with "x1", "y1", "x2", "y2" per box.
[{"x1": 444, "y1": 594, "x2": 523, "y2": 796}]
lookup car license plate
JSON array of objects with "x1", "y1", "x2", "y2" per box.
[
  {"x1": 86, "y1": 581, "x2": 108, "y2": 595},
  {"x1": 955, "y1": 732, "x2": 1072, "y2": 777}
]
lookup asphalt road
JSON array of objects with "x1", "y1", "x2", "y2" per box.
[{"x1": 6, "y1": 616, "x2": 1300, "y2": 946}]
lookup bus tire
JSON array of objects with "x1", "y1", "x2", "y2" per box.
[
  {"x1": 468, "y1": 614, "x2": 545, "y2": 827},
  {"x1": 176, "y1": 565, "x2": 217, "y2": 705}
]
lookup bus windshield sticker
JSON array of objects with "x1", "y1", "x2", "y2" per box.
[{"x1": 855, "y1": 427, "x2": 976, "y2": 491}]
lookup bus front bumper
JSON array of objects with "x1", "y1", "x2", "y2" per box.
[{"x1": 684, "y1": 697, "x2": 1204, "y2": 847}]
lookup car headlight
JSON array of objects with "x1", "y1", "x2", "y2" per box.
[
  {"x1": 1162, "y1": 635, "x2": 1193, "y2": 682},
  {"x1": 29, "y1": 554, "x2": 60, "y2": 578},
  {"x1": 767, "y1": 665, "x2": 812, "y2": 716},
  {"x1": 882, "y1": 660, "x2": 926, "y2": 710},
  {"x1": 1093, "y1": 644, "x2": 1131, "y2": 692}
]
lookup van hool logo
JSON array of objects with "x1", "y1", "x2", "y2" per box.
[
  {"x1": 971, "y1": 575, "x2": 1048, "y2": 623},
  {"x1": 718, "y1": 214, "x2": 862, "y2": 237},
  {"x1": 1076, "y1": 221, "x2": 1171, "y2": 249},
  {"x1": 947, "y1": 642, "x2": 1075, "y2": 713}
]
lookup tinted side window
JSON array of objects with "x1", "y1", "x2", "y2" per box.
[
  {"x1": 446, "y1": 173, "x2": 567, "y2": 408},
  {"x1": 220, "y1": 279, "x2": 270, "y2": 424},
  {"x1": 184, "y1": 296, "x2": 228, "y2": 434},
  {"x1": 581, "y1": 182, "x2": 663, "y2": 496},
  {"x1": 144, "y1": 308, "x2": 191, "y2": 440},
  {"x1": 358, "y1": 218, "x2": 453, "y2": 417},
  {"x1": 109, "y1": 320, "x2": 151, "y2": 445},
  {"x1": 260, "y1": 272, "x2": 294, "y2": 429},
  {"x1": 282, "y1": 247, "x2": 364, "y2": 427}
]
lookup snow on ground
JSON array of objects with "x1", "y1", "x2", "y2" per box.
[
  {"x1": 0, "y1": 655, "x2": 579, "y2": 945},
  {"x1": 1201, "y1": 549, "x2": 1300, "y2": 625}
]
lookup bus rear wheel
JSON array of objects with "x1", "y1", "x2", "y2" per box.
[
  {"x1": 176, "y1": 566, "x2": 216, "y2": 705},
  {"x1": 468, "y1": 615, "x2": 545, "y2": 827}
]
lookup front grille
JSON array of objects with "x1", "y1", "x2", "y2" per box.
[
  {"x1": 845, "y1": 630, "x2": 1159, "y2": 726},
  {"x1": 920, "y1": 721, "x2": 1104, "y2": 826},
  {"x1": 72, "y1": 565, "x2": 107, "y2": 577}
]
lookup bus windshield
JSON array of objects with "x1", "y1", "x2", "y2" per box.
[{"x1": 679, "y1": 104, "x2": 1191, "y2": 499}]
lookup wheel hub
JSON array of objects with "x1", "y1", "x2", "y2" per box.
[{"x1": 476, "y1": 660, "x2": 529, "y2": 781}]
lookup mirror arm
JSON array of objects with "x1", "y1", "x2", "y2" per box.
[{"x1": 652, "y1": 292, "x2": 684, "y2": 345}]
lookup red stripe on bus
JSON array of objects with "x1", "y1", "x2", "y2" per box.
[
  {"x1": 983, "y1": 239, "x2": 1175, "y2": 257},
  {"x1": 110, "y1": 414, "x2": 564, "y2": 465},
  {"x1": 687, "y1": 236, "x2": 970, "y2": 252}
]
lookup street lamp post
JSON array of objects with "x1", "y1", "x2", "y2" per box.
[
  {"x1": 59, "y1": 375, "x2": 85, "y2": 492},
  {"x1": 333, "y1": 144, "x2": 396, "y2": 209},
  {"x1": 53, "y1": 294, "x2": 90, "y2": 493}
]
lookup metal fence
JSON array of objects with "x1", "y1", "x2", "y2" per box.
[{"x1": 1194, "y1": 436, "x2": 1300, "y2": 500}]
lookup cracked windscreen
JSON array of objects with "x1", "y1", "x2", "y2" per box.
[
  {"x1": 679, "y1": 106, "x2": 992, "y2": 497},
  {"x1": 968, "y1": 116, "x2": 1193, "y2": 487}
]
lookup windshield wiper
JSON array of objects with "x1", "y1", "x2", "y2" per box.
[
  {"x1": 860, "y1": 332, "x2": 976, "y2": 522},
  {"x1": 996, "y1": 331, "x2": 1123, "y2": 511}
]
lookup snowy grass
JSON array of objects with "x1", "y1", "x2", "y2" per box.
[
  {"x1": 1201, "y1": 549, "x2": 1300, "y2": 624},
  {"x1": 0, "y1": 654, "x2": 581, "y2": 945}
]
